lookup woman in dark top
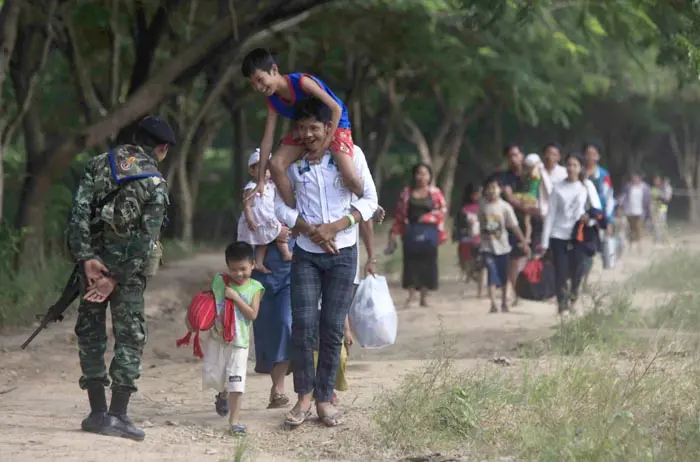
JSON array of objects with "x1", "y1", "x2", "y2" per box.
[{"x1": 388, "y1": 163, "x2": 447, "y2": 307}]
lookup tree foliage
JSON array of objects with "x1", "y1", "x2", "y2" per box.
[{"x1": 1, "y1": 0, "x2": 700, "y2": 265}]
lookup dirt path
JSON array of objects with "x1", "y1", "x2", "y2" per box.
[{"x1": 0, "y1": 237, "x2": 691, "y2": 462}]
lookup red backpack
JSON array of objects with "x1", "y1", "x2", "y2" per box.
[{"x1": 176, "y1": 274, "x2": 236, "y2": 359}]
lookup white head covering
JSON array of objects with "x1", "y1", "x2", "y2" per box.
[
  {"x1": 524, "y1": 153, "x2": 541, "y2": 168},
  {"x1": 247, "y1": 148, "x2": 271, "y2": 167}
]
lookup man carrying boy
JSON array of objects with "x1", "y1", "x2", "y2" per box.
[
  {"x1": 67, "y1": 116, "x2": 176, "y2": 441},
  {"x1": 479, "y1": 178, "x2": 530, "y2": 313},
  {"x1": 274, "y1": 97, "x2": 378, "y2": 427},
  {"x1": 241, "y1": 48, "x2": 364, "y2": 208}
]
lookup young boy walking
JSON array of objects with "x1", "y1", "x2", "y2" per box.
[
  {"x1": 202, "y1": 242, "x2": 264, "y2": 435},
  {"x1": 241, "y1": 48, "x2": 363, "y2": 208},
  {"x1": 479, "y1": 178, "x2": 530, "y2": 313}
]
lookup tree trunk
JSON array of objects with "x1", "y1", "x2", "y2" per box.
[
  {"x1": 437, "y1": 124, "x2": 468, "y2": 211},
  {"x1": 365, "y1": 77, "x2": 399, "y2": 195},
  {"x1": 669, "y1": 124, "x2": 700, "y2": 224},
  {"x1": 0, "y1": 0, "x2": 21, "y2": 224},
  {"x1": 231, "y1": 105, "x2": 249, "y2": 223},
  {"x1": 11, "y1": 13, "x2": 55, "y2": 268},
  {"x1": 402, "y1": 101, "x2": 486, "y2": 207}
]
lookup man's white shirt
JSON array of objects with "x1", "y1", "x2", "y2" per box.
[
  {"x1": 548, "y1": 164, "x2": 567, "y2": 185},
  {"x1": 275, "y1": 145, "x2": 379, "y2": 254}
]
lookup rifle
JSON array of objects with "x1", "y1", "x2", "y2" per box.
[{"x1": 21, "y1": 266, "x2": 81, "y2": 349}]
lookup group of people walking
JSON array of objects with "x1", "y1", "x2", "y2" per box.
[
  {"x1": 65, "y1": 46, "x2": 382, "y2": 440},
  {"x1": 62, "y1": 38, "x2": 675, "y2": 442},
  {"x1": 385, "y1": 141, "x2": 674, "y2": 318},
  {"x1": 449, "y1": 142, "x2": 673, "y2": 315}
]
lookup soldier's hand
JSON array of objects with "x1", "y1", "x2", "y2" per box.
[
  {"x1": 84, "y1": 259, "x2": 109, "y2": 286},
  {"x1": 84, "y1": 276, "x2": 116, "y2": 303}
]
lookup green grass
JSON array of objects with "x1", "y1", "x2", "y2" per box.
[
  {"x1": 648, "y1": 292, "x2": 700, "y2": 331},
  {"x1": 523, "y1": 291, "x2": 639, "y2": 357},
  {"x1": 373, "y1": 250, "x2": 700, "y2": 462},
  {"x1": 627, "y1": 249, "x2": 700, "y2": 293},
  {"x1": 374, "y1": 351, "x2": 700, "y2": 461}
]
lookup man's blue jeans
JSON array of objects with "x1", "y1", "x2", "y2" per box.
[{"x1": 290, "y1": 246, "x2": 357, "y2": 402}]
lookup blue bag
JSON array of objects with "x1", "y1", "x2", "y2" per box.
[{"x1": 403, "y1": 223, "x2": 439, "y2": 252}]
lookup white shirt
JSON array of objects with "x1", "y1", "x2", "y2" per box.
[
  {"x1": 547, "y1": 164, "x2": 568, "y2": 185},
  {"x1": 275, "y1": 145, "x2": 378, "y2": 253},
  {"x1": 627, "y1": 184, "x2": 644, "y2": 216},
  {"x1": 541, "y1": 179, "x2": 601, "y2": 249}
]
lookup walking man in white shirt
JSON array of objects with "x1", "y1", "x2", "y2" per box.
[
  {"x1": 542, "y1": 142, "x2": 568, "y2": 186},
  {"x1": 274, "y1": 98, "x2": 378, "y2": 428}
]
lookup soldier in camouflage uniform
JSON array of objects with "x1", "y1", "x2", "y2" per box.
[{"x1": 66, "y1": 115, "x2": 176, "y2": 441}]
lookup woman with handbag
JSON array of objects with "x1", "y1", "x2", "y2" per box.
[
  {"x1": 388, "y1": 163, "x2": 448, "y2": 308},
  {"x1": 539, "y1": 153, "x2": 602, "y2": 316}
]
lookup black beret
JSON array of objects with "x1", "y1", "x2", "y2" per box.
[{"x1": 137, "y1": 115, "x2": 177, "y2": 146}]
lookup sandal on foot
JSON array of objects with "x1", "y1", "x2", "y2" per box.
[
  {"x1": 267, "y1": 393, "x2": 290, "y2": 409},
  {"x1": 230, "y1": 424, "x2": 247, "y2": 434},
  {"x1": 489, "y1": 303, "x2": 498, "y2": 313},
  {"x1": 501, "y1": 303, "x2": 510, "y2": 313},
  {"x1": 319, "y1": 411, "x2": 343, "y2": 428},
  {"x1": 284, "y1": 406, "x2": 312, "y2": 427},
  {"x1": 215, "y1": 393, "x2": 229, "y2": 417}
]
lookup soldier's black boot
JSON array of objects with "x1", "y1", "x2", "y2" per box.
[
  {"x1": 81, "y1": 383, "x2": 110, "y2": 434},
  {"x1": 103, "y1": 388, "x2": 145, "y2": 442}
]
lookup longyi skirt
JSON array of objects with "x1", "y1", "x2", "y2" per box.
[{"x1": 402, "y1": 243, "x2": 438, "y2": 291}]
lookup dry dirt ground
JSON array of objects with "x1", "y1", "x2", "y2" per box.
[{"x1": 0, "y1": 234, "x2": 693, "y2": 462}]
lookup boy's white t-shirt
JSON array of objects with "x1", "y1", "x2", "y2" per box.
[{"x1": 478, "y1": 198, "x2": 519, "y2": 256}]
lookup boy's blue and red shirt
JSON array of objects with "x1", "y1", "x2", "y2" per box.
[{"x1": 267, "y1": 72, "x2": 351, "y2": 129}]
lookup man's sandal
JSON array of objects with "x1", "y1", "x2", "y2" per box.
[
  {"x1": 267, "y1": 393, "x2": 290, "y2": 409},
  {"x1": 319, "y1": 410, "x2": 343, "y2": 428},
  {"x1": 284, "y1": 406, "x2": 312, "y2": 427}
]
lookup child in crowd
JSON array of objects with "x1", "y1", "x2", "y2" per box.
[
  {"x1": 480, "y1": 178, "x2": 530, "y2": 313},
  {"x1": 241, "y1": 48, "x2": 363, "y2": 208},
  {"x1": 202, "y1": 242, "x2": 264, "y2": 435},
  {"x1": 518, "y1": 153, "x2": 552, "y2": 245},
  {"x1": 454, "y1": 183, "x2": 483, "y2": 297},
  {"x1": 237, "y1": 148, "x2": 292, "y2": 273}
]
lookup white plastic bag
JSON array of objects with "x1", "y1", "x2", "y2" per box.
[
  {"x1": 601, "y1": 236, "x2": 616, "y2": 270},
  {"x1": 349, "y1": 275, "x2": 398, "y2": 348},
  {"x1": 201, "y1": 334, "x2": 226, "y2": 392}
]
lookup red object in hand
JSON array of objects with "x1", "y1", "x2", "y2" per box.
[
  {"x1": 176, "y1": 274, "x2": 235, "y2": 359},
  {"x1": 522, "y1": 259, "x2": 543, "y2": 284}
]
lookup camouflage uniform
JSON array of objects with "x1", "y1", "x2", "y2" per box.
[{"x1": 67, "y1": 145, "x2": 168, "y2": 393}]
